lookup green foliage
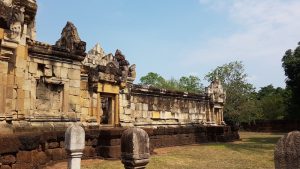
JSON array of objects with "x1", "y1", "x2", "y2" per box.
[
  {"x1": 140, "y1": 72, "x2": 165, "y2": 87},
  {"x1": 205, "y1": 61, "x2": 261, "y2": 124},
  {"x1": 282, "y1": 43, "x2": 300, "y2": 119},
  {"x1": 257, "y1": 85, "x2": 288, "y2": 120},
  {"x1": 140, "y1": 73, "x2": 204, "y2": 93},
  {"x1": 179, "y1": 76, "x2": 204, "y2": 93}
]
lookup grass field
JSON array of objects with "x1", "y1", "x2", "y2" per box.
[{"x1": 81, "y1": 132, "x2": 284, "y2": 169}]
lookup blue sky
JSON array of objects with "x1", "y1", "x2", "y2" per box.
[{"x1": 36, "y1": 0, "x2": 300, "y2": 89}]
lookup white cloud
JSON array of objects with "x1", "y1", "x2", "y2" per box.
[{"x1": 187, "y1": 0, "x2": 300, "y2": 88}]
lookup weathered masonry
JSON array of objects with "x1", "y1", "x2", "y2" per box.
[{"x1": 0, "y1": 0, "x2": 226, "y2": 132}]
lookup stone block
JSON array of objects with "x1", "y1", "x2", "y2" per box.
[
  {"x1": 69, "y1": 87, "x2": 80, "y2": 96},
  {"x1": 53, "y1": 66, "x2": 61, "y2": 78},
  {"x1": 46, "y1": 148, "x2": 65, "y2": 161},
  {"x1": 6, "y1": 87, "x2": 16, "y2": 99},
  {"x1": 7, "y1": 75, "x2": 14, "y2": 85},
  {"x1": 48, "y1": 142, "x2": 60, "y2": 149},
  {"x1": 98, "y1": 83, "x2": 119, "y2": 94},
  {"x1": 24, "y1": 99, "x2": 30, "y2": 110},
  {"x1": 69, "y1": 95, "x2": 80, "y2": 105},
  {"x1": 124, "y1": 109, "x2": 132, "y2": 115},
  {"x1": 68, "y1": 69, "x2": 81, "y2": 80},
  {"x1": 16, "y1": 98, "x2": 24, "y2": 111},
  {"x1": 0, "y1": 62, "x2": 8, "y2": 73},
  {"x1": 69, "y1": 80, "x2": 80, "y2": 88},
  {"x1": 130, "y1": 103, "x2": 135, "y2": 110},
  {"x1": 80, "y1": 81, "x2": 88, "y2": 90},
  {"x1": 31, "y1": 150, "x2": 48, "y2": 167},
  {"x1": 142, "y1": 104, "x2": 149, "y2": 111},
  {"x1": 16, "y1": 45, "x2": 27, "y2": 58},
  {"x1": 81, "y1": 99, "x2": 90, "y2": 108},
  {"x1": 22, "y1": 80, "x2": 31, "y2": 91},
  {"x1": 32, "y1": 58, "x2": 43, "y2": 64},
  {"x1": 80, "y1": 90, "x2": 90, "y2": 99},
  {"x1": 72, "y1": 64, "x2": 81, "y2": 69},
  {"x1": 12, "y1": 163, "x2": 32, "y2": 169},
  {"x1": 0, "y1": 165, "x2": 11, "y2": 169},
  {"x1": 0, "y1": 155, "x2": 16, "y2": 165},
  {"x1": 16, "y1": 151, "x2": 32, "y2": 164},
  {"x1": 83, "y1": 146, "x2": 97, "y2": 158},
  {"x1": 0, "y1": 28, "x2": 4, "y2": 39},
  {"x1": 29, "y1": 62, "x2": 37, "y2": 74},
  {"x1": 152, "y1": 111, "x2": 160, "y2": 119},
  {"x1": 62, "y1": 63, "x2": 71, "y2": 68},
  {"x1": 142, "y1": 111, "x2": 148, "y2": 118},
  {"x1": 15, "y1": 69, "x2": 25, "y2": 78},
  {"x1": 0, "y1": 136, "x2": 21, "y2": 154},
  {"x1": 60, "y1": 67, "x2": 68, "y2": 79},
  {"x1": 136, "y1": 103, "x2": 142, "y2": 111},
  {"x1": 81, "y1": 108, "x2": 89, "y2": 115}
]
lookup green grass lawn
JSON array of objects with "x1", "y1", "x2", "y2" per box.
[{"x1": 82, "y1": 132, "x2": 284, "y2": 169}]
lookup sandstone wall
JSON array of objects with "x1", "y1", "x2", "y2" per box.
[{"x1": 119, "y1": 85, "x2": 219, "y2": 127}]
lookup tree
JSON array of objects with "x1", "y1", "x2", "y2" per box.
[
  {"x1": 282, "y1": 43, "x2": 300, "y2": 119},
  {"x1": 140, "y1": 73, "x2": 204, "y2": 93},
  {"x1": 205, "y1": 61, "x2": 261, "y2": 124},
  {"x1": 178, "y1": 76, "x2": 204, "y2": 93},
  {"x1": 140, "y1": 72, "x2": 165, "y2": 87},
  {"x1": 257, "y1": 85, "x2": 288, "y2": 120}
]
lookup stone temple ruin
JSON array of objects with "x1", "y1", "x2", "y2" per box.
[
  {"x1": 0, "y1": 0, "x2": 227, "y2": 131},
  {"x1": 0, "y1": 1, "x2": 239, "y2": 167}
]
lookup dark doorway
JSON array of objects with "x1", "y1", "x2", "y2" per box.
[{"x1": 100, "y1": 95, "x2": 114, "y2": 125}]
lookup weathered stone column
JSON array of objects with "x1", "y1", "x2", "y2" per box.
[
  {"x1": 65, "y1": 123, "x2": 85, "y2": 169},
  {"x1": 274, "y1": 131, "x2": 300, "y2": 169},
  {"x1": 121, "y1": 127, "x2": 150, "y2": 169}
]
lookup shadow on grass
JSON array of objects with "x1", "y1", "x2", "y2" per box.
[
  {"x1": 226, "y1": 135, "x2": 282, "y2": 152},
  {"x1": 205, "y1": 135, "x2": 282, "y2": 153}
]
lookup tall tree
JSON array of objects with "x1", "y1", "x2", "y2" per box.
[
  {"x1": 178, "y1": 75, "x2": 204, "y2": 93},
  {"x1": 282, "y1": 42, "x2": 300, "y2": 119},
  {"x1": 257, "y1": 85, "x2": 287, "y2": 120},
  {"x1": 140, "y1": 73, "x2": 204, "y2": 93},
  {"x1": 140, "y1": 72, "x2": 165, "y2": 87},
  {"x1": 205, "y1": 61, "x2": 261, "y2": 124}
]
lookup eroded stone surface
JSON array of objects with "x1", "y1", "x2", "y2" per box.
[
  {"x1": 121, "y1": 127, "x2": 150, "y2": 169},
  {"x1": 274, "y1": 131, "x2": 300, "y2": 169}
]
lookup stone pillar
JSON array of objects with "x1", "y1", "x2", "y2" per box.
[
  {"x1": 115, "y1": 94, "x2": 120, "y2": 126},
  {"x1": 65, "y1": 123, "x2": 85, "y2": 169},
  {"x1": 121, "y1": 127, "x2": 150, "y2": 169},
  {"x1": 274, "y1": 131, "x2": 300, "y2": 169}
]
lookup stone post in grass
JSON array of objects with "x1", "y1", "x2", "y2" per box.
[
  {"x1": 274, "y1": 131, "x2": 300, "y2": 169},
  {"x1": 121, "y1": 127, "x2": 150, "y2": 169},
  {"x1": 65, "y1": 123, "x2": 85, "y2": 169}
]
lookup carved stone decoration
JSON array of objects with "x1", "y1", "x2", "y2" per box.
[
  {"x1": 128, "y1": 64, "x2": 136, "y2": 83},
  {"x1": 207, "y1": 78, "x2": 226, "y2": 103},
  {"x1": 55, "y1": 21, "x2": 86, "y2": 55},
  {"x1": 82, "y1": 43, "x2": 107, "y2": 68}
]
